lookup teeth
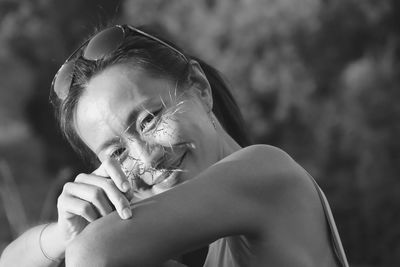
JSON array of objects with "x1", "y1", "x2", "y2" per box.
[
  {"x1": 174, "y1": 142, "x2": 196, "y2": 150},
  {"x1": 152, "y1": 169, "x2": 172, "y2": 184},
  {"x1": 121, "y1": 147, "x2": 188, "y2": 186},
  {"x1": 187, "y1": 142, "x2": 196, "y2": 149}
]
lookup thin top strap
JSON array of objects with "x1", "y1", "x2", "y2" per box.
[{"x1": 306, "y1": 172, "x2": 350, "y2": 267}]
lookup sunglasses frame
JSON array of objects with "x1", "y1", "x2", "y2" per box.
[{"x1": 50, "y1": 24, "x2": 189, "y2": 104}]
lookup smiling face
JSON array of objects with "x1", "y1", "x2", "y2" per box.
[{"x1": 74, "y1": 62, "x2": 223, "y2": 198}]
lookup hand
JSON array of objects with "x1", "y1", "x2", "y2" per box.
[{"x1": 56, "y1": 157, "x2": 133, "y2": 244}]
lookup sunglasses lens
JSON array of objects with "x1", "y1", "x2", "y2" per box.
[
  {"x1": 52, "y1": 61, "x2": 75, "y2": 101},
  {"x1": 84, "y1": 26, "x2": 124, "y2": 60},
  {"x1": 51, "y1": 25, "x2": 187, "y2": 103}
]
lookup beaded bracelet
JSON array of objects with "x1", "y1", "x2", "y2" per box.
[{"x1": 39, "y1": 223, "x2": 62, "y2": 263}]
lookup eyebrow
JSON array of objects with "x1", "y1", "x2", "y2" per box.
[
  {"x1": 96, "y1": 136, "x2": 123, "y2": 155},
  {"x1": 95, "y1": 98, "x2": 154, "y2": 155}
]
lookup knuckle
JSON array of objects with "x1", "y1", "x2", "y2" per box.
[
  {"x1": 56, "y1": 195, "x2": 64, "y2": 208},
  {"x1": 63, "y1": 182, "x2": 73, "y2": 192},
  {"x1": 103, "y1": 158, "x2": 113, "y2": 169},
  {"x1": 75, "y1": 173, "x2": 86, "y2": 182}
]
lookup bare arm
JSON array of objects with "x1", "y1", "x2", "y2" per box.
[
  {"x1": 66, "y1": 156, "x2": 261, "y2": 266},
  {"x1": 0, "y1": 223, "x2": 65, "y2": 267},
  {"x1": 0, "y1": 158, "x2": 133, "y2": 267},
  {"x1": 65, "y1": 145, "x2": 335, "y2": 267}
]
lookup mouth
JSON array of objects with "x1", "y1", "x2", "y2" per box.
[
  {"x1": 151, "y1": 150, "x2": 188, "y2": 188},
  {"x1": 129, "y1": 146, "x2": 189, "y2": 195}
]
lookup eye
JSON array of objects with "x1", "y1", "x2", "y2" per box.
[
  {"x1": 110, "y1": 147, "x2": 126, "y2": 159},
  {"x1": 140, "y1": 109, "x2": 162, "y2": 132}
]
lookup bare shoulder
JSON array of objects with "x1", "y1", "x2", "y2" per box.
[
  {"x1": 210, "y1": 145, "x2": 334, "y2": 265},
  {"x1": 222, "y1": 144, "x2": 292, "y2": 161},
  {"x1": 216, "y1": 144, "x2": 313, "y2": 194},
  {"x1": 216, "y1": 144, "x2": 324, "y2": 225},
  {"x1": 219, "y1": 144, "x2": 298, "y2": 175}
]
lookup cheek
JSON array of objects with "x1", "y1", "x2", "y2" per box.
[
  {"x1": 141, "y1": 96, "x2": 214, "y2": 150},
  {"x1": 143, "y1": 113, "x2": 187, "y2": 147},
  {"x1": 142, "y1": 100, "x2": 201, "y2": 146}
]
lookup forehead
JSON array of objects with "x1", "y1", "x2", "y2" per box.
[
  {"x1": 74, "y1": 63, "x2": 176, "y2": 153},
  {"x1": 84, "y1": 63, "x2": 174, "y2": 110}
]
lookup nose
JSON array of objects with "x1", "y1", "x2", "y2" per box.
[
  {"x1": 125, "y1": 138, "x2": 165, "y2": 167},
  {"x1": 120, "y1": 138, "x2": 167, "y2": 184}
]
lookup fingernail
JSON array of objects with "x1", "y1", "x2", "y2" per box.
[
  {"x1": 121, "y1": 207, "x2": 132, "y2": 220},
  {"x1": 121, "y1": 181, "x2": 131, "y2": 192}
]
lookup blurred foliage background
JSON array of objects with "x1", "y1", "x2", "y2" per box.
[{"x1": 0, "y1": 0, "x2": 399, "y2": 266}]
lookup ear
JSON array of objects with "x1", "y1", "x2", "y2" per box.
[{"x1": 187, "y1": 60, "x2": 213, "y2": 112}]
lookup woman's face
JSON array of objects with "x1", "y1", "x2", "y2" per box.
[{"x1": 74, "y1": 63, "x2": 220, "y2": 198}]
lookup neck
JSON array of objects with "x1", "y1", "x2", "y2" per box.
[{"x1": 214, "y1": 118, "x2": 242, "y2": 161}]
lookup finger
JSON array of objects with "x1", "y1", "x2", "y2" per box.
[
  {"x1": 74, "y1": 175, "x2": 132, "y2": 220},
  {"x1": 77, "y1": 172, "x2": 135, "y2": 203},
  {"x1": 58, "y1": 194, "x2": 99, "y2": 222},
  {"x1": 94, "y1": 158, "x2": 131, "y2": 193},
  {"x1": 63, "y1": 181, "x2": 113, "y2": 216},
  {"x1": 100, "y1": 179, "x2": 132, "y2": 220}
]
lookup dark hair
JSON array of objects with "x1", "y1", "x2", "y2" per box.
[{"x1": 52, "y1": 25, "x2": 251, "y2": 166}]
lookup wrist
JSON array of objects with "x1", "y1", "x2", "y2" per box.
[{"x1": 39, "y1": 223, "x2": 67, "y2": 262}]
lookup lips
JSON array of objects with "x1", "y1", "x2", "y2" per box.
[
  {"x1": 121, "y1": 142, "x2": 194, "y2": 198},
  {"x1": 125, "y1": 145, "x2": 187, "y2": 187},
  {"x1": 128, "y1": 146, "x2": 190, "y2": 200},
  {"x1": 150, "y1": 150, "x2": 187, "y2": 186}
]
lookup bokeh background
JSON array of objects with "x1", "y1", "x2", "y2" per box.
[{"x1": 0, "y1": 0, "x2": 399, "y2": 266}]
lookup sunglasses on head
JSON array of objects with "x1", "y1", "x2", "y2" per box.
[{"x1": 50, "y1": 24, "x2": 188, "y2": 104}]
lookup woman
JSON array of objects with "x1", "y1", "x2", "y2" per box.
[{"x1": 0, "y1": 24, "x2": 349, "y2": 267}]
